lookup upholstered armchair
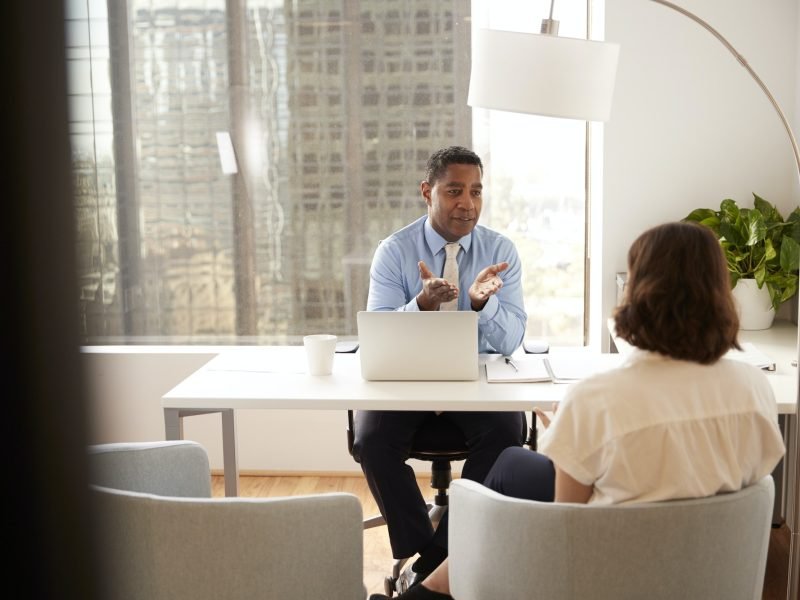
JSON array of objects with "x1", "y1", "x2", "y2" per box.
[
  {"x1": 449, "y1": 476, "x2": 774, "y2": 600},
  {"x1": 88, "y1": 441, "x2": 366, "y2": 600}
]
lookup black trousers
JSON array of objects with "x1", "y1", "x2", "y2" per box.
[
  {"x1": 482, "y1": 446, "x2": 556, "y2": 501},
  {"x1": 352, "y1": 410, "x2": 525, "y2": 559},
  {"x1": 430, "y1": 445, "x2": 556, "y2": 563}
]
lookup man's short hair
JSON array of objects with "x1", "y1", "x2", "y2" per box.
[
  {"x1": 424, "y1": 146, "x2": 483, "y2": 186},
  {"x1": 613, "y1": 221, "x2": 740, "y2": 364}
]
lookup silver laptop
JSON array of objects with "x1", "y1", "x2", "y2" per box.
[{"x1": 357, "y1": 311, "x2": 479, "y2": 381}]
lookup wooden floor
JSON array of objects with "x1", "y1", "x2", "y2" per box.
[{"x1": 212, "y1": 474, "x2": 790, "y2": 599}]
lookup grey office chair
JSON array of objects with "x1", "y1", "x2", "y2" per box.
[{"x1": 449, "y1": 476, "x2": 775, "y2": 600}]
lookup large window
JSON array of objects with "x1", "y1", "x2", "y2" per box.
[{"x1": 66, "y1": 0, "x2": 591, "y2": 346}]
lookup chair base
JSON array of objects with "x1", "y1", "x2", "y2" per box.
[{"x1": 363, "y1": 497, "x2": 448, "y2": 530}]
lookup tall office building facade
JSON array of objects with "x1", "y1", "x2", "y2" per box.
[
  {"x1": 283, "y1": 1, "x2": 471, "y2": 335},
  {"x1": 69, "y1": 0, "x2": 471, "y2": 342}
]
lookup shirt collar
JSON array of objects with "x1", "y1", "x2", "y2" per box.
[{"x1": 423, "y1": 217, "x2": 473, "y2": 256}]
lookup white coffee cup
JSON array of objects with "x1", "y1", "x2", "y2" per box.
[{"x1": 303, "y1": 334, "x2": 337, "y2": 375}]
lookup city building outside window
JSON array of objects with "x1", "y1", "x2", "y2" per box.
[{"x1": 66, "y1": 0, "x2": 591, "y2": 346}]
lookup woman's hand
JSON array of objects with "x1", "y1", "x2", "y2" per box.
[{"x1": 533, "y1": 402, "x2": 558, "y2": 429}]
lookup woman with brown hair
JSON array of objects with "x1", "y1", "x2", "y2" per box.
[{"x1": 370, "y1": 222, "x2": 784, "y2": 600}]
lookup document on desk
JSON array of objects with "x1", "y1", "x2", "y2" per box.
[
  {"x1": 485, "y1": 353, "x2": 625, "y2": 383},
  {"x1": 485, "y1": 356, "x2": 550, "y2": 383},
  {"x1": 544, "y1": 353, "x2": 625, "y2": 383},
  {"x1": 724, "y1": 342, "x2": 776, "y2": 371}
]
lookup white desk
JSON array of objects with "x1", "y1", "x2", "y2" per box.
[
  {"x1": 163, "y1": 328, "x2": 797, "y2": 498},
  {"x1": 163, "y1": 350, "x2": 608, "y2": 496}
]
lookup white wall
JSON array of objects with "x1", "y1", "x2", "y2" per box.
[
  {"x1": 84, "y1": 348, "x2": 367, "y2": 472},
  {"x1": 598, "y1": 0, "x2": 800, "y2": 348},
  {"x1": 86, "y1": 0, "x2": 800, "y2": 472}
]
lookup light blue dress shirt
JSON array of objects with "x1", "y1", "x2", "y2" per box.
[{"x1": 367, "y1": 216, "x2": 527, "y2": 355}]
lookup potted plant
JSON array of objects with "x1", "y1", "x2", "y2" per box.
[{"x1": 683, "y1": 194, "x2": 800, "y2": 330}]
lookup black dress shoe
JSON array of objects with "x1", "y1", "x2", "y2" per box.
[{"x1": 397, "y1": 564, "x2": 428, "y2": 593}]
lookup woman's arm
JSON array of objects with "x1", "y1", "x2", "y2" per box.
[
  {"x1": 554, "y1": 465, "x2": 593, "y2": 504},
  {"x1": 536, "y1": 406, "x2": 594, "y2": 504}
]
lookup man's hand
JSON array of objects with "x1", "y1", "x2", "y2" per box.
[
  {"x1": 416, "y1": 261, "x2": 459, "y2": 311},
  {"x1": 468, "y1": 262, "x2": 508, "y2": 310},
  {"x1": 417, "y1": 261, "x2": 458, "y2": 310}
]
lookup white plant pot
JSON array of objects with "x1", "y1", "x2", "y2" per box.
[{"x1": 731, "y1": 278, "x2": 775, "y2": 330}]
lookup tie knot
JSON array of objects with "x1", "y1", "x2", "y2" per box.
[{"x1": 445, "y1": 242, "x2": 460, "y2": 259}]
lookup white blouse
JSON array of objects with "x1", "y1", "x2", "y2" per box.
[{"x1": 538, "y1": 349, "x2": 785, "y2": 505}]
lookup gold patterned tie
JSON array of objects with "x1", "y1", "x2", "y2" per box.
[{"x1": 440, "y1": 242, "x2": 460, "y2": 311}]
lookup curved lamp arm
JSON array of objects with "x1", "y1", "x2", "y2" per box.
[
  {"x1": 650, "y1": 0, "x2": 800, "y2": 184},
  {"x1": 651, "y1": 4, "x2": 799, "y2": 597}
]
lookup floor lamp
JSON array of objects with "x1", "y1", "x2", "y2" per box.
[{"x1": 468, "y1": 1, "x2": 800, "y2": 597}]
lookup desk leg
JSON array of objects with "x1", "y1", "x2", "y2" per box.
[
  {"x1": 221, "y1": 409, "x2": 239, "y2": 497},
  {"x1": 164, "y1": 408, "x2": 182, "y2": 441},
  {"x1": 163, "y1": 407, "x2": 240, "y2": 497}
]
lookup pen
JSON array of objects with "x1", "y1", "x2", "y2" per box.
[{"x1": 505, "y1": 357, "x2": 519, "y2": 372}]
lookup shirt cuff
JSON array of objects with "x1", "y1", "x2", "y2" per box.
[
  {"x1": 477, "y1": 294, "x2": 500, "y2": 323},
  {"x1": 406, "y1": 297, "x2": 422, "y2": 312}
]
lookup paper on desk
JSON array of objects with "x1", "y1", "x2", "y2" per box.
[
  {"x1": 485, "y1": 356, "x2": 550, "y2": 383},
  {"x1": 544, "y1": 353, "x2": 626, "y2": 383},
  {"x1": 724, "y1": 342, "x2": 776, "y2": 371}
]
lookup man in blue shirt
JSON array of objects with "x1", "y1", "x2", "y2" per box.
[{"x1": 353, "y1": 146, "x2": 527, "y2": 587}]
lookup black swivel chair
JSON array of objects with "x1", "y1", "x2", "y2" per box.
[
  {"x1": 344, "y1": 338, "x2": 547, "y2": 597},
  {"x1": 348, "y1": 411, "x2": 531, "y2": 596}
]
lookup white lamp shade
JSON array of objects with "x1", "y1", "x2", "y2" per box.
[{"x1": 468, "y1": 28, "x2": 620, "y2": 122}]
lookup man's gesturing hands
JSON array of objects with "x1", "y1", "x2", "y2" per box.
[{"x1": 415, "y1": 260, "x2": 508, "y2": 311}]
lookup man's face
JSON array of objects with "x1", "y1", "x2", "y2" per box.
[{"x1": 421, "y1": 163, "x2": 483, "y2": 242}]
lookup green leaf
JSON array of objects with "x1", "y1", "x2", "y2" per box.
[
  {"x1": 719, "y1": 199, "x2": 739, "y2": 224},
  {"x1": 780, "y1": 236, "x2": 800, "y2": 273},
  {"x1": 786, "y1": 208, "x2": 800, "y2": 243},
  {"x1": 763, "y1": 238, "x2": 776, "y2": 262},
  {"x1": 684, "y1": 208, "x2": 716, "y2": 222},
  {"x1": 682, "y1": 209, "x2": 720, "y2": 235},
  {"x1": 765, "y1": 281, "x2": 782, "y2": 311},
  {"x1": 754, "y1": 263, "x2": 767, "y2": 286},
  {"x1": 742, "y1": 210, "x2": 766, "y2": 246},
  {"x1": 720, "y1": 220, "x2": 746, "y2": 247},
  {"x1": 752, "y1": 193, "x2": 782, "y2": 224},
  {"x1": 779, "y1": 276, "x2": 797, "y2": 303}
]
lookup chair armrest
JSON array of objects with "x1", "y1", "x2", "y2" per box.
[
  {"x1": 92, "y1": 488, "x2": 366, "y2": 600},
  {"x1": 449, "y1": 479, "x2": 565, "y2": 600},
  {"x1": 88, "y1": 441, "x2": 211, "y2": 497}
]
